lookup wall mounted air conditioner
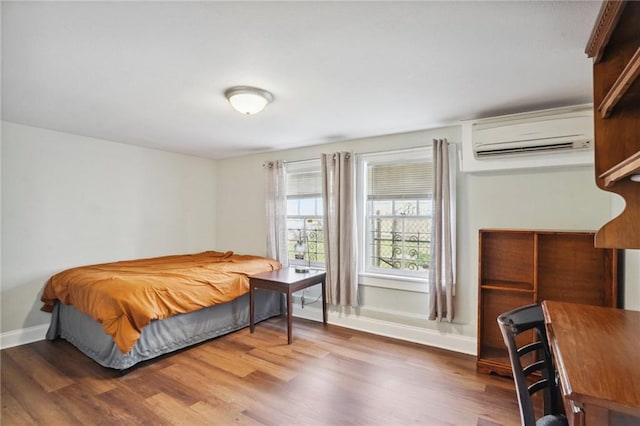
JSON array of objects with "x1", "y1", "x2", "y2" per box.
[{"x1": 461, "y1": 104, "x2": 594, "y2": 172}]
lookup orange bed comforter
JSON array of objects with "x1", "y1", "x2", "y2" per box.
[{"x1": 41, "y1": 251, "x2": 281, "y2": 354}]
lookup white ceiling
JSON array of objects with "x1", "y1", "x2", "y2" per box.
[{"x1": 1, "y1": 1, "x2": 601, "y2": 160}]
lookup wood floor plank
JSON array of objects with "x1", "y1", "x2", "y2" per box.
[
  {"x1": 95, "y1": 386, "x2": 171, "y2": 425},
  {"x1": 162, "y1": 352, "x2": 301, "y2": 424},
  {"x1": 3, "y1": 344, "x2": 75, "y2": 392},
  {"x1": 247, "y1": 346, "x2": 318, "y2": 374},
  {"x1": 242, "y1": 350, "x2": 300, "y2": 381},
  {"x1": 0, "y1": 354, "x2": 82, "y2": 424},
  {"x1": 122, "y1": 363, "x2": 205, "y2": 406},
  {"x1": 0, "y1": 384, "x2": 38, "y2": 426},
  {"x1": 1, "y1": 318, "x2": 522, "y2": 425},
  {"x1": 190, "y1": 400, "x2": 263, "y2": 426},
  {"x1": 158, "y1": 362, "x2": 249, "y2": 411},
  {"x1": 201, "y1": 340, "x2": 300, "y2": 382},
  {"x1": 194, "y1": 343, "x2": 257, "y2": 378},
  {"x1": 144, "y1": 392, "x2": 212, "y2": 425},
  {"x1": 28, "y1": 339, "x2": 120, "y2": 395},
  {"x1": 51, "y1": 382, "x2": 142, "y2": 426}
]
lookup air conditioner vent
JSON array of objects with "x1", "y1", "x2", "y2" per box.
[
  {"x1": 461, "y1": 105, "x2": 594, "y2": 172},
  {"x1": 475, "y1": 139, "x2": 591, "y2": 158}
]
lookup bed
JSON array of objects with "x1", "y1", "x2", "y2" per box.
[{"x1": 41, "y1": 250, "x2": 283, "y2": 370}]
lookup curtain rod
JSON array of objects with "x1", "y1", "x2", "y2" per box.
[
  {"x1": 262, "y1": 158, "x2": 319, "y2": 168},
  {"x1": 263, "y1": 140, "x2": 451, "y2": 168},
  {"x1": 364, "y1": 140, "x2": 453, "y2": 158}
]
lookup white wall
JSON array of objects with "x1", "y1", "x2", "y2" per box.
[
  {"x1": 215, "y1": 126, "x2": 625, "y2": 353},
  {"x1": 623, "y1": 250, "x2": 640, "y2": 310},
  {"x1": 1, "y1": 122, "x2": 218, "y2": 337}
]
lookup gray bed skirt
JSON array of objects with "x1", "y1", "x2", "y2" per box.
[{"x1": 46, "y1": 291, "x2": 283, "y2": 370}]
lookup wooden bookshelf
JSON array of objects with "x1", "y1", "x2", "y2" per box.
[
  {"x1": 586, "y1": 0, "x2": 640, "y2": 248},
  {"x1": 476, "y1": 230, "x2": 619, "y2": 377},
  {"x1": 585, "y1": 0, "x2": 626, "y2": 63},
  {"x1": 599, "y1": 150, "x2": 640, "y2": 187},
  {"x1": 598, "y1": 47, "x2": 640, "y2": 118}
]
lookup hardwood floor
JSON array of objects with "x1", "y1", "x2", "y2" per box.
[{"x1": 1, "y1": 318, "x2": 521, "y2": 425}]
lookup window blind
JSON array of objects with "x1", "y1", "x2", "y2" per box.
[
  {"x1": 367, "y1": 162, "x2": 432, "y2": 200},
  {"x1": 287, "y1": 171, "x2": 322, "y2": 197}
]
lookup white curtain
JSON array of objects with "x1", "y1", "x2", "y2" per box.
[
  {"x1": 265, "y1": 160, "x2": 288, "y2": 265},
  {"x1": 428, "y1": 139, "x2": 457, "y2": 321},
  {"x1": 321, "y1": 152, "x2": 358, "y2": 306}
]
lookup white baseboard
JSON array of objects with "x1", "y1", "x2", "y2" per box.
[
  {"x1": 0, "y1": 324, "x2": 48, "y2": 350},
  {"x1": 292, "y1": 303, "x2": 477, "y2": 355}
]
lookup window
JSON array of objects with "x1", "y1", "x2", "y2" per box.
[
  {"x1": 285, "y1": 160, "x2": 325, "y2": 268},
  {"x1": 359, "y1": 149, "x2": 432, "y2": 279},
  {"x1": 283, "y1": 149, "x2": 433, "y2": 281}
]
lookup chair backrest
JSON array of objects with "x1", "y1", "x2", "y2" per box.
[{"x1": 497, "y1": 304, "x2": 562, "y2": 426}]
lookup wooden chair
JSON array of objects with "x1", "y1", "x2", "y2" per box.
[{"x1": 497, "y1": 304, "x2": 567, "y2": 426}]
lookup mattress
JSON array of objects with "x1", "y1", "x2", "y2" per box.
[{"x1": 46, "y1": 291, "x2": 283, "y2": 370}]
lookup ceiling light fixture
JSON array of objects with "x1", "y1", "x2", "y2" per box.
[{"x1": 224, "y1": 86, "x2": 273, "y2": 115}]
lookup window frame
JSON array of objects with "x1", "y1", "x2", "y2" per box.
[{"x1": 357, "y1": 147, "x2": 432, "y2": 286}]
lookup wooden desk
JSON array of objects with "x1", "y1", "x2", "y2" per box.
[
  {"x1": 249, "y1": 268, "x2": 327, "y2": 344},
  {"x1": 542, "y1": 301, "x2": 640, "y2": 426}
]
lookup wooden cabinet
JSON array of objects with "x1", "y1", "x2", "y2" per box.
[
  {"x1": 586, "y1": 0, "x2": 640, "y2": 248},
  {"x1": 476, "y1": 229, "x2": 618, "y2": 376}
]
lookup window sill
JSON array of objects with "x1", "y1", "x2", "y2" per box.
[{"x1": 358, "y1": 273, "x2": 429, "y2": 293}]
